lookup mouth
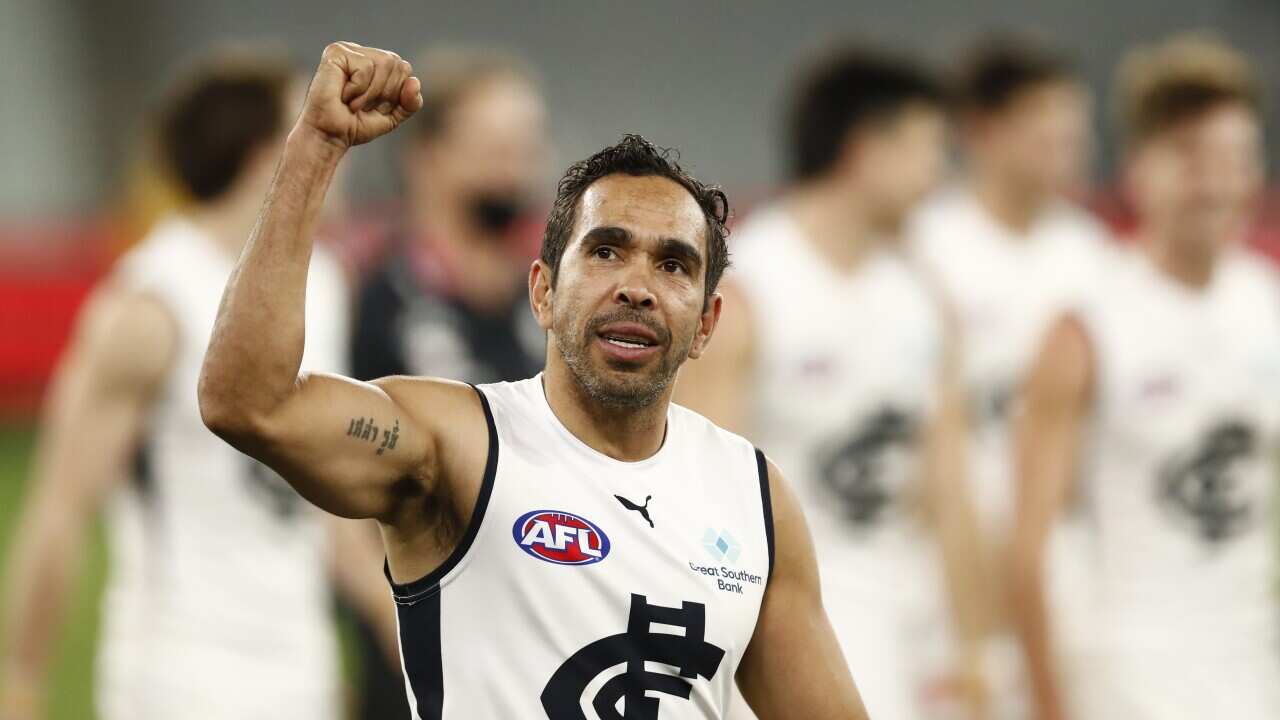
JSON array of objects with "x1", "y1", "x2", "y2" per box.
[{"x1": 593, "y1": 322, "x2": 663, "y2": 363}]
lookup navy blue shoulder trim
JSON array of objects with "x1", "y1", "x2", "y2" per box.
[
  {"x1": 385, "y1": 384, "x2": 499, "y2": 604},
  {"x1": 755, "y1": 448, "x2": 775, "y2": 582}
]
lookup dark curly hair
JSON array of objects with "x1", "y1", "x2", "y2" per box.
[{"x1": 540, "y1": 134, "x2": 731, "y2": 304}]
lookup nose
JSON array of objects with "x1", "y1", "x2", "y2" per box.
[{"x1": 614, "y1": 282, "x2": 656, "y2": 309}]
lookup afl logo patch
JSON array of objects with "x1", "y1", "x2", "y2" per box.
[{"x1": 513, "y1": 509, "x2": 611, "y2": 566}]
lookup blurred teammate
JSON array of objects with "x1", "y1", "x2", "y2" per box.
[
  {"x1": 347, "y1": 47, "x2": 548, "y2": 719},
  {"x1": 198, "y1": 41, "x2": 867, "y2": 719},
  {"x1": 0, "y1": 51, "x2": 391, "y2": 720},
  {"x1": 913, "y1": 36, "x2": 1110, "y2": 535},
  {"x1": 910, "y1": 38, "x2": 1113, "y2": 714},
  {"x1": 678, "y1": 47, "x2": 988, "y2": 719},
  {"x1": 1010, "y1": 34, "x2": 1280, "y2": 720}
]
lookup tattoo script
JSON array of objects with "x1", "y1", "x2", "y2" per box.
[{"x1": 347, "y1": 416, "x2": 400, "y2": 455}]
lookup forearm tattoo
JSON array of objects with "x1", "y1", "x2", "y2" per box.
[{"x1": 347, "y1": 417, "x2": 400, "y2": 455}]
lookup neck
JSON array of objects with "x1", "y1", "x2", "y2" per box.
[
  {"x1": 786, "y1": 181, "x2": 877, "y2": 273},
  {"x1": 1143, "y1": 227, "x2": 1218, "y2": 290},
  {"x1": 541, "y1": 356, "x2": 670, "y2": 462},
  {"x1": 971, "y1": 166, "x2": 1046, "y2": 235},
  {"x1": 185, "y1": 192, "x2": 261, "y2": 258}
]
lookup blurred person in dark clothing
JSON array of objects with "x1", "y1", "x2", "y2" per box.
[
  {"x1": 345, "y1": 46, "x2": 549, "y2": 720},
  {"x1": 352, "y1": 47, "x2": 548, "y2": 384}
]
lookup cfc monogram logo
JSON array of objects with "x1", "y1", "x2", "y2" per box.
[
  {"x1": 819, "y1": 406, "x2": 917, "y2": 527},
  {"x1": 541, "y1": 594, "x2": 725, "y2": 720},
  {"x1": 1157, "y1": 420, "x2": 1257, "y2": 544}
]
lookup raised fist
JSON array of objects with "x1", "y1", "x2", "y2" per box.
[{"x1": 298, "y1": 41, "x2": 422, "y2": 149}]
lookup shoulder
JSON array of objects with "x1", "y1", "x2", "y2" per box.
[
  {"x1": 722, "y1": 205, "x2": 802, "y2": 316},
  {"x1": 909, "y1": 187, "x2": 974, "y2": 237},
  {"x1": 672, "y1": 402, "x2": 752, "y2": 445},
  {"x1": 728, "y1": 205, "x2": 798, "y2": 271},
  {"x1": 1220, "y1": 247, "x2": 1280, "y2": 302},
  {"x1": 1030, "y1": 313, "x2": 1096, "y2": 407},
  {"x1": 70, "y1": 281, "x2": 178, "y2": 391},
  {"x1": 907, "y1": 187, "x2": 984, "y2": 270},
  {"x1": 1043, "y1": 201, "x2": 1117, "y2": 258},
  {"x1": 114, "y1": 218, "x2": 203, "y2": 286}
]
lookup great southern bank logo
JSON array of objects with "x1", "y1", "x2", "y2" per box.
[
  {"x1": 513, "y1": 509, "x2": 611, "y2": 566},
  {"x1": 702, "y1": 528, "x2": 741, "y2": 562}
]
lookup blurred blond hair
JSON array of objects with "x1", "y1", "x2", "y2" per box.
[{"x1": 1116, "y1": 32, "x2": 1259, "y2": 144}]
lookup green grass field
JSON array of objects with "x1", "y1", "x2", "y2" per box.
[
  {"x1": 0, "y1": 426, "x2": 103, "y2": 719},
  {"x1": 0, "y1": 426, "x2": 362, "y2": 719}
]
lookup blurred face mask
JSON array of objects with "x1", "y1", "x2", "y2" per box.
[{"x1": 469, "y1": 190, "x2": 528, "y2": 236}]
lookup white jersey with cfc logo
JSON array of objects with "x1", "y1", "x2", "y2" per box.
[
  {"x1": 728, "y1": 205, "x2": 945, "y2": 720},
  {"x1": 98, "y1": 217, "x2": 348, "y2": 720},
  {"x1": 911, "y1": 188, "x2": 1114, "y2": 715},
  {"x1": 388, "y1": 375, "x2": 773, "y2": 720},
  {"x1": 911, "y1": 186, "x2": 1113, "y2": 531},
  {"x1": 1070, "y1": 246, "x2": 1280, "y2": 720}
]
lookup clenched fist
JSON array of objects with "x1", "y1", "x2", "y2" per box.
[{"x1": 298, "y1": 41, "x2": 422, "y2": 149}]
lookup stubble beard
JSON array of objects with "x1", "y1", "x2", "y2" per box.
[{"x1": 553, "y1": 305, "x2": 690, "y2": 410}]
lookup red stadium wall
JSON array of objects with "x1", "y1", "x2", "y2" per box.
[{"x1": 2, "y1": 188, "x2": 1279, "y2": 419}]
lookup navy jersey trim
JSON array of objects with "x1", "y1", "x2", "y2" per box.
[
  {"x1": 755, "y1": 448, "x2": 775, "y2": 581},
  {"x1": 397, "y1": 589, "x2": 444, "y2": 719},
  {"x1": 385, "y1": 383, "x2": 499, "y2": 604}
]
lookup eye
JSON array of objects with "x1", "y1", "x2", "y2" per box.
[
  {"x1": 593, "y1": 246, "x2": 617, "y2": 260},
  {"x1": 660, "y1": 259, "x2": 687, "y2": 274}
]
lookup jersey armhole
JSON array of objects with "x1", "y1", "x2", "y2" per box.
[
  {"x1": 755, "y1": 448, "x2": 775, "y2": 582},
  {"x1": 385, "y1": 384, "x2": 500, "y2": 605}
]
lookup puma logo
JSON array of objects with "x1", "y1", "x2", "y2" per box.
[{"x1": 615, "y1": 494, "x2": 654, "y2": 528}]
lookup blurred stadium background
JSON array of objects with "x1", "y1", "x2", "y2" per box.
[{"x1": 2, "y1": 0, "x2": 1279, "y2": 717}]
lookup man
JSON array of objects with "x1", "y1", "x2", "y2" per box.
[
  {"x1": 352, "y1": 46, "x2": 548, "y2": 384},
  {"x1": 347, "y1": 46, "x2": 549, "y2": 719},
  {"x1": 677, "y1": 47, "x2": 987, "y2": 720},
  {"x1": 197, "y1": 41, "x2": 866, "y2": 719},
  {"x1": 0, "y1": 51, "x2": 393, "y2": 720},
  {"x1": 913, "y1": 35, "x2": 1110, "y2": 534},
  {"x1": 1011, "y1": 34, "x2": 1280, "y2": 720},
  {"x1": 910, "y1": 38, "x2": 1113, "y2": 714}
]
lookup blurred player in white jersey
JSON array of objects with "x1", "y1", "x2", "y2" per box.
[
  {"x1": 913, "y1": 35, "x2": 1111, "y2": 536},
  {"x1": 679, "y1": 46, "x2": 989, "y2": 720},
  {"x1": 0, "y1": 51, "x2": 393, "y2": 720},
  {"x1": 1011, "y1": 34, "x2": 1280, "y2": 720},
  {"x1": 910, "y1": 37, "x2": 1114, "y2": 715}
]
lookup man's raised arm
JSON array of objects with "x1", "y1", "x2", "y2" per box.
[{"x1": 199, "y1": 42, "x2": 472, "y2": 522}]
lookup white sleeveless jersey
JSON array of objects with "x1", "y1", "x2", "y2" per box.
[
  {"x1": 388, "y1": 375, "x2": 773, "y2": 720},
  {"x1": 911, "y1": 187, "x2": 1112, "y2": 530},
  {"x1": 97, "y1": 217, "x2": 348, "y2": 720},
  {"x1": 1072, "y1": 247, "x2": 1280, "y2": 719},
  {"x1": 1078, "y1": 247, "x2": 1280, "y2": 650},
  {"x1": 728, "y1": 205, "x2": 943, "y2": 719}
]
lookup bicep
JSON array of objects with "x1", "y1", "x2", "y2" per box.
[
  {"x1": 242, "y1": 373, "x2": 477, "y2": 522},
  {"x1": 738, "y1": 460, "x2": 867, "y2": 720}
]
